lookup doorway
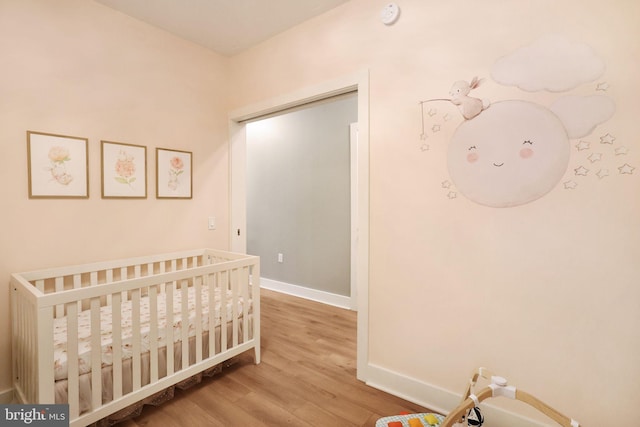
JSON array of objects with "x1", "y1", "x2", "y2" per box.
[
  {"x1": 228, "y1": 70, "x2": 370, "y2": 381},
  {"x1": 245, "y1": 93, "x2": 356, "y2": 308}
]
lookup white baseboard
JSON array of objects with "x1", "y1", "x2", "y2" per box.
[
  {"x1": 261, "y1": 279, "x2": 551, "y2": 426},
  {"x1": 366, "y1": 364, "x2": 550, "y2": 427},
  {"x1": 260, "y1": 277, "x2": 354, "y2": 310},
  {"x1": 0, "y1": 388, "x2": 13, "y2": 404}
]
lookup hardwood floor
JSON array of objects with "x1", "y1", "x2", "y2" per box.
[{"x1": 120, "y1": 288, "x2": 434, "y2": 426}]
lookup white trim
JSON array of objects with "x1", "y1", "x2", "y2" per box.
[
  {"x1": 261, "y1": 278, "x2": 352, "y2": 309},
  {"x1": 349, "y1": 122, "x2": 359, "y2": 311},
  {"x1": 0, "y1": 388, "x2": 14, "y2": 404},
  {"x1": 366, "y1": 364, "x2": 551, "y2": 427},
  {"x1": 229, "y1": 121, "x2": 247, "y2": 250},
  {"x1": 230, "y1": 85, "x2": 358, "y2": 123},
  {"x1": 228, "y1": 69, "x2": 370, "y2": 382}
]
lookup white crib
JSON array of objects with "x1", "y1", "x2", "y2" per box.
[{"x1": 11, "y1": 248, "x2": 260, "y2": 427}]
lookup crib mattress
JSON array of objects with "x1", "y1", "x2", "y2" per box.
[{"x1": 53, "y1": 285, "x2": 250, "y2": 382}]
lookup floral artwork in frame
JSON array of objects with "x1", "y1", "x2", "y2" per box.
[
  {"x1": 156, "y1": 148, "x2": 192, "y2": 199},
  {"x1": 27, "y1": 131, "x2": 89, "y2": 199},
  {"x1": 101, "y1": 140, "x2": 147, "y2": 199}
]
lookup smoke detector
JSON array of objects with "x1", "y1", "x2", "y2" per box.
[{"x1": 380, "y1": 3, "x2": 400, "y2": 25}]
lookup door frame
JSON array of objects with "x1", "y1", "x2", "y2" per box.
[
  {"x1": 350, "y1": 122, "x2": 359, "y2": 310},
  {"x1": 228, "y1": 70, "x2": 370, "y2": 381}
]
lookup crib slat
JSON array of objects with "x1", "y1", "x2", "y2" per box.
[
  {"x1": 28, "y1": 299, "x2": 37, "y2": 402},
  {"x1": 149, "y1": 285, "x2": 159, "y2": 383},
  {"x1": 90, "y1": 297, "x2": 102, "y2": 409},
  {"x1": 112, "y1": 293, "x2": 123, "y2": 399},
  {"x1": 105, "y1": 270, "x2": 113, "y2": 305},
  {"x1": 231, "y1": 269, "x2": 239, "y2": 348},
  {"x1": 55, "y1": 277, "x2": 64, "y2": 318},
  {"x1": 15, "y1": 296, "x2": 25, "y2": 400},
  {"x1": 31, "y1": 304, "x2": 38, "y2": 402},
  {"x1": 37, "y1": 305, "x2": 55, "y2": 404},
  {"x1": 159, "y1": 262, "x2": 166, "y2": 294},
  {"x1": 207, "y1": 273, "x2": 216, "y2": 356},
  {"x1": 13, "y1": 293, "x2": 38, "y2": 403},
  {"x1": 73, "y1": 274, "x2": 82, "y2": 313},
  {"x1": 166, "y1": 281, "x2": 174, "y2": 376},
  {"x1": 120, "y1": 267, "x2": 128, "y2": 302},
  {"x1": 180, "y1": 279, "x2": 189, "y2": 370},
  {"x1": 66, "y1": 303, "x2": 80, "y2": 419},
  {"x1": 12, "y1": 295, "x2": 21, "y2": 399},
  {"x1": 25, "y1": 300, "x2": 33, "y2": 401},
  {"x1": 241, "y1": 267, "x2": 250, "y2": 343},
  {"x1": 89, "y1": 271, "x2": 98, "y2": 312},
  {"x1": 131, "y1": 288, "x2": 142, "y2": 391},
  {"x1": 194, "y1": 276, "x2": 203, "y2": 363},
  {"x1": 220, "y1": 271, "x2": 228, "y2": 353},
  {"x1": 252, "y1": 262, "x2": 261, "y2": 364}
]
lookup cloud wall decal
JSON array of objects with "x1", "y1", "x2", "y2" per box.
[
  {"x1": 491, "y1": 34, "x2": 606, "y2": 92},
  {"x1": 550, "y1": 95, "x2": 616, "y2": 139}
]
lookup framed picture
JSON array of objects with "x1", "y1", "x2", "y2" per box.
[
  {"x1": 27, "y1": 131, "x2": 89, "y2": 198},
  {"x1": 156, "y1": 148, "x2": 192, "y2": 199},
  {"x1": 101, "y1": 141, "x2": 147, "y2": 198}
]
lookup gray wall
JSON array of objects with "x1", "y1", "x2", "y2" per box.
[{"x1": 246, "y1": 93, "x2": 357, "y2": 296}]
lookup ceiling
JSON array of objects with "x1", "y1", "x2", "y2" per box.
[{"x1": 95, "y1": 0, "x2": 350, "y2": 56}]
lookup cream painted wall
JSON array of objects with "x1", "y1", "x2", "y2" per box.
[
  {"x1": 229, "y1": 0, "x2": 639, "y2": 425},
  {"x1": 0, "y1": 0, "x2": 638, "y2": 425},
  {"x1": 0, "y1": 0, "x2": 231, "y2": 393}
]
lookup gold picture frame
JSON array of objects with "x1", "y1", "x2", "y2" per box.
[
  {"x1": 101, "y1": 140, "x2": 147, "y2": 199},
  {"x1": 27, "y1": 131, "x2": 89, "y2": 199},
  {"x1": 156, "y1": 148, "x2": 192, "y2": 199}
]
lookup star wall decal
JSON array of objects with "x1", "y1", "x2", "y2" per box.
[
  {"x1": 596, "y1": 82, "x2": 610, "y2": 91},
  {"x1": 443, "y1": 113, "x2": 452, "y2": 121},
  {"x1": 442, "y1": 180, "x2": 452, "y2": 189},
  {"x1": 432, "y1": 124, "x2": 441, "y2": 133},
  {"x1": 574, "y1": 166, "x2": 589, "y2": 176},
  {"x1": 596, "y1": 169, "x2": 609, "y2": 179},
  {"x1": 618, "y1": 163, "x2": 635, "y2": 174},
  {"x1": 447, "y1": 191, "x2": 457, "y2": 199},
  {"x1": 428, "y1": 108, "x2": 438, "y2": 117},
  {"x1": 564, "y1": 180, "x2": 578, "y2": 189},
  {"x1": 615, "y1": 146, "x2": 629, "y2": 155},
  {"x1": 588, "y1": 153, "x2": 602, "y2": 163},
  {"x1": 420, "y1": 133, "x2": 428, "y2": 141},
  {"x1": 576, "y1": 140, "x2": 590, "y2": 151},
  {"x1": 420, "y1": 143, "x2": 430, "y2": 152},
  {"x1": 600, "y1": 133, "x2": 616, "y2": 144}
]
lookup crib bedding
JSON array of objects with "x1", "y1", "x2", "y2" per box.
[
  {"x1": 53, "y1": 284, "x2": 251, "y2": 382},
  {"x1": 54, "y1": 318, "x2": 252, "y2": 413}
]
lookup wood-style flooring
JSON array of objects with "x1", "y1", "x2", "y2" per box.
[{"x1": 120, "y1": 288, "x2": 433, "y2": 426}]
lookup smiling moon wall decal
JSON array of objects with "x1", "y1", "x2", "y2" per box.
[{"x1": 447, "y1": 100, "x2": 570, "y2": 208}]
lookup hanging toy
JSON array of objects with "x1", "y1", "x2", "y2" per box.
[{"x1": 466, "y1": 406, "x2": 484, "y2": 427}]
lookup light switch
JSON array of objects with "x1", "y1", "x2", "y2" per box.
[{"x1": 208, "y1": 216, "x2": 216, "y2": 230}]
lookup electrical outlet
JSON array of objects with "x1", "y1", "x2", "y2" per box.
[
  {"x1": 208, "y1": 216, "x2": 216, "y2": 230},
  {"x1": 277, "y1": 253, "x2": 284, "y2": 263}
]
